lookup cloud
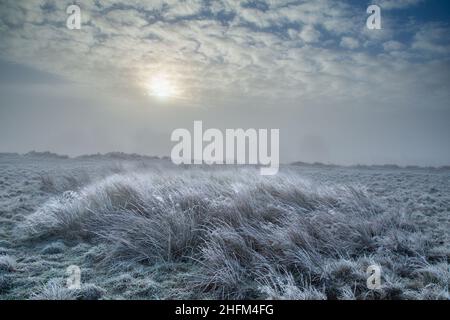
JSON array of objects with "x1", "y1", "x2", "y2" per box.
[
  {"x1": 383, "y1": 40, "x2": 405, "y2": 51},
  {"x1": 412, "y1": 23, "x2": 450, "y2": 55},
  {"x1": 375, "y1": 0, "x2": 424, "y2": 10},
  {"x1": 0, "y1": 0, "x2": 448, "y2": 109},
  {"x1": 340, "y1": 36, "x2": 360, "y2": 49},
  {"x1": 299, "y1": 25, "x2": 321, "y2": 43}
]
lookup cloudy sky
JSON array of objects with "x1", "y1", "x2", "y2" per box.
[{"x1": 0, "y1": 0, "x2": 449, "y2": 165}]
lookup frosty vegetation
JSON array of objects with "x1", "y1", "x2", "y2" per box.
[{"x1": 0, "y1": 153, "x2": 448, "y2": 299}]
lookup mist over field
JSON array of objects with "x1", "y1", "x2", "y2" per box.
[{"x1": 0, "y1": 152, "x2": 448, "y2": 300}]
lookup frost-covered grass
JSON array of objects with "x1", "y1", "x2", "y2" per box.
[{"x1": 0, "y1": 154, "x2": 449, "y2": 299}]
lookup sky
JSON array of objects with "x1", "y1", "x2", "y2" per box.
[{"x1": 0, "y1": 0, "x2": 449, "y2": 166}]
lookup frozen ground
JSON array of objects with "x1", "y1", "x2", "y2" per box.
[{"x1": 0, "y1": 153, "x2": 448, "y2": 300}]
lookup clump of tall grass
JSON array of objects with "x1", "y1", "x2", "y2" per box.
[
  {"x1": 30, "y1": 279, "x2": 76, "y2": 300},
  {"x1": 30, "y1": 280, "x2": 106, "y2": 300},
  {"x1": 18, "y1": 167, "x2": 448, "y2": 299}
]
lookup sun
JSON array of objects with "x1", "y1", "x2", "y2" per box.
[{"x1": 147, "y1": 74, "x2": 178, "y2": 99}]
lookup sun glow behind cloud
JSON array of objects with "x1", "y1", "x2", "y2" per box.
[{"x1": 147, "y1": 73, "x2": 181, "y2": 100}]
